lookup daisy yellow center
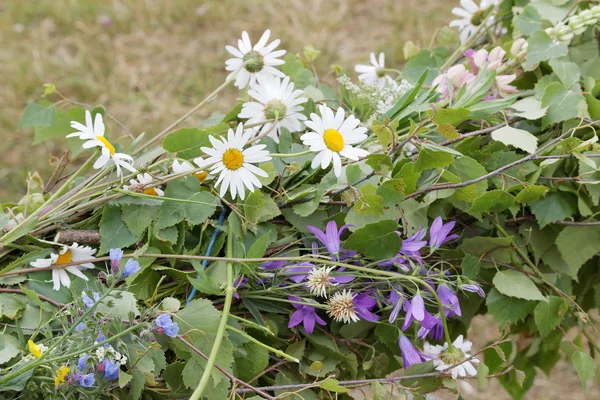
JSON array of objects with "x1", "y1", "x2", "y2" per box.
[
  {"x1": 222, "y1": 149, "x2": 244, "y2": 170},
  {"x1": 96, "y1": 136, "x2": 115, "y2": 155},
  {"x1": 323, "y1": 129, "x2": 345, "y2": 152},
  {"x1": 194, "y1": 171, "x2": 209, "y2": 182},
  {"x1": 55, "y1": 250, "x2": 73, "y2": 265},
  {"x1": 375, "y1": 67, "x2": 386, "y2": 78},
  {"x1": 440, "y1": 347, "x2": 466, "y2": 365},
  {"x1": 242, "y1": 50, "x2": 265, "y2": 73},
  {"x1": 264, "y1": 99, "x2": 288, "y2": 120},
  {"x1": 143, "y1": 187, "x2": 159, "y2": 196}
]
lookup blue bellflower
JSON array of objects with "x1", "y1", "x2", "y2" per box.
[
  {"x1": 123, "y1": 259, "x2": 140, "y2": 277},
  {"x1": 288, "y1": 296, "x2": 327, "y2": 334},
  {"x1": 399, "y1": 335, "x2": 427, "y2": 368},
  {"x1": 428, "y1": 217, "x2": 459, "y2": 250}
]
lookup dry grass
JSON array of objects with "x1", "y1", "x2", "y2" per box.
[
  {"x1": 0, "y1": 0, "x2": 452, "y2": 201},
  {"x1": 1, "y1": 1, "x2": 598, "y2": 398}
]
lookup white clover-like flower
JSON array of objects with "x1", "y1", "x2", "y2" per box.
[
  {"x1": 197, "y1": 123, "x2": 271, "y2": 200},
  {"x1": 30, "y1": 243, "x2": 96, "y2": 291},
  {"x1": 424, "y1": 334, "x2": 479, "y2": 378},
  {"x1": 123, "y1": 173, "x2": 164, "y2": 197},
  {"x1": 301, "y1": 105, "x2": 369, "y2": 177},
  {"x1": 67, "y1": 110, "x2": 136, "y2": 178},
  {"x1": 96, "y1": 347, "x2": 106, "y2": 362},
  {"x1": 171, "y1": 160, "x2": 210, "y2": 182},
  {"x1": 354, "y1": 52, "x2": 390, "y2": 87},
  {"x1": 307, "y1": 266, "x2": 337, "y2": 298},
  {"x1": 225, "y1": 29, "x2": 286, "y2": 89},
  {"x1": 327, "y1": 289, "x2": 359, "y2": 323},
  {"x1": 238, "y1": 75, "x2": 307, "y2": 142},
  {"x1": 449, "y1": 0, "x2": 500, "y2": 43}
]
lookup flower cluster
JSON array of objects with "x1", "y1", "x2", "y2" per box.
[
  {"x1": 449, "y1": 0, "x2": 503, "y2": 43},
  {"x1": 154, "y1": 314, "x2": 179, "y2": 338},
  {"x1": 546, "y1": 5, "x2": 600, "y2": 45}
]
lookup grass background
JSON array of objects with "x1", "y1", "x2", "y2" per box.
[{"x1": 1, "y1": 0, "x2": 598, "y2": 397}]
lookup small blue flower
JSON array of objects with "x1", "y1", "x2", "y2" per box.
[
  {"x1": 75, "y1": 322, "x2": 86, "y2": 331},
  {"x1": 163, "y1": 322, "x2": 180, "y2": 338},
  {"x1": 76, "y1": 372, "x2": 95, "y2": 387},
  {"x1": 123, "y1": 259, "x2": 140, "y2": 277},
  {"x1": 102, "y1": 359, "x2": 120, "y2": 381},
  {"x1": 82, "y1": 291, "x2": 101, "y2": 309},
  {"x1": 109, "y1": 248, "x2": 124, "y2": 273},
  {"x1": 77, "y1": 354, "x2": 89, "y2": 371},
  {"x1": 154, "y1": 314, "x2": 179, "y2": 338}
]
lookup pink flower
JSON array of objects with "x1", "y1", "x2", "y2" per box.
[{"x1": 495, "y1": 74, "x2": 518, "y2": 97}]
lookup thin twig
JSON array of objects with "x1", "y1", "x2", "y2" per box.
[{"x1": 0, "y1": 288, "x2": 66, "y2": 308}]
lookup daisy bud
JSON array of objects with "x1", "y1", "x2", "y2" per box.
[{"x1": 510, "y1": 38, "x2": 528, "y2": 60}]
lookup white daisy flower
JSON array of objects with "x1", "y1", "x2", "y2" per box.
[
  {"x1": 30, "y1": 243, "x2": 96, "y2": 291},
  {"x1": 123, "y1": 173, "x2": 164, "y2": 197},
  {"x1": 449, "y1": 0, "x2": 500, "y2": 43},
  {"x1": 198, "y1": 123, "x2": 271, "y2": 200},
  {"x1": 423, "y1": 334, "x2": 480, "y2": 378},
  {"x1": 354, "y1": 52, "x2": 390, "y2": 87},
  {"x1": 327, "y1": 289, "x2": 359, "y2": 323},
  {"x1": 67, "y1": 110, "x2": 136, "y2": 178},
  {"x1": 238, "y1": 75, "x2": 307, "y2": 142},
  {"x1": 225, "y1": 29, "x2": 286, "y2": 89},
  {"x1": 301, "y1": 105, "x2": 369, "y2": 177},
  {"x1": 171, "y1": 160, "x2": 210, "y2": 182}
]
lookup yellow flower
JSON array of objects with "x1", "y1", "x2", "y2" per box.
[
  {"x1": 27, "y1": 340, "x2": 44, "y2": 358},
  {"x1": 53, "y1": 365, "x2": 70, "y2": 386}
]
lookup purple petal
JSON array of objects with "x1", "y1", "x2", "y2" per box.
[
  {"x1": 288, "y1": 296, "x2": 303, "y2": 310},
  {"x1": 389, "y1": 298, "x2": 403, "y2": 323},
  {"x1": 303, "y1": 311, "x2": 316, "y2": 334},
  {"x1": 314, "y1": 313, "x2": 327, "y2": 326},
  {"x1": 399, "y1": 336, "x2": 425, "y2": 368},
  {"x1": 356, "y1": 306, "x2": 380, "y2": 322},
  {"x1": 410, "y1": 294, "x2": 425, "y2": 321},
  {"x1": 325, "y1": 220, "x2": 341, "y2": 254},
  {"x1": 288, "y1": 308, "x2": 306, "y2": 328},
  {"x1": 333, "y1": 275, "x2": 355, "y2": 284},
  {"x1": 307, "y1": 225, "x2": 328, "y2": 247}
]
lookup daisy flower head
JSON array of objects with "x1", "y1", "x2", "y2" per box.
[
  {"x1": 354, "y1": 52, "x2": 389, "y2": 87},
  {"x1": 238, "y1": 75, "x2": 308, "y2": 142},
  {"x1": 306, "y1": 266, "x2": 338, "y2": 298},
  {"x1": 67, "y1": 110, "x2": 136, "y2": 178},
  {"x1": 225, "y1": 29, "x2": 286, "y2": 89},
  {"x1": 301, "y1": 105, "x2": 369, "y2": 177},
  {"x1": 198, "y1": 123, "x2": 271, "y2": 200},
  {"x1": 123, "y1": 173, "x2": 164, "y2": 197},
  {"x1": 171, "y1": 160, "x2": 209, "y2": 183},
  {"x1": 450, "y1": 0, "x2": 500, "y2": 43},
  {"x1": 30, "y1": 243, "x2": 96, "y2": 291},
  {"x1": 424, "y1": 334, "x2": 479, "y2": 378}
]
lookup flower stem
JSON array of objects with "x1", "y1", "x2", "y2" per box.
[
  {"x1": 226, "y1": 325, "x2": 299, "y2": 363},
  {"x1": 270, "y1": 150, "x2": 312, "y2": 158},
  {"x1": 189, "y1": 231, "x2": 235, "y2": 400}
]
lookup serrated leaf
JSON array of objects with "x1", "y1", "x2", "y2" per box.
[
  {"x1": 99, "y1": 207, "x2": 138, "y2": 255},
  {"x1": 491, "y1": 126, "x2": 538, "y2": 154},
  {"x1": 534, "y1": 296, "x2": 565, "y2": 337},
  {"x1": 0, "y1": 334, "x2": 21, "y2": 364},
  {"x1": 486, "y1": 289, "x2": 536, "y2": 326},
  {"x1": 354, "y1": 185, "x2": 384, "y2": 216},
  {"x1": 541, "y1": 82, "x2": 588, "y2": 126},
  {"x1": 437, "y1": 124, "x2": 460, "y2": 139},
  {"x1": 343, "y1": 220, "x2": 402, "y2": 259},
  {"x1": 19, "y1": 102, "x2": 55, "y2": 129},
  {"x1": 530, "y1": 191, "x2": 576, "y2": 228},
  {"x1": 414, "y1": 147, "x2": 454, "y2": 172},
  {"x1": 121, "y1": 203, "x2": 158, "y2": 237},
  {"x1": 320, "y1": 378, "x2": 349, "y2": 393},
  {"x1": 572, "y1": 351, "x2": 595, "y2": 391},
  {"x1": 556, "y1": 225, "x2": 600, "y2": 278},
  {"x1": 174, "y1": 299, "x2": 222, "y2": 344},
  {"x1": 469, "y1": 190, "x2": 515, "y2": 213},
  {"x1": 162, "y1": 125, "x2": 227, "y2": 159},
  {"x1": 548, "y1": 58, "x2": 581, "y2": 88},
  {"x1": 433, "y1": 108, "x2": 470, "y2": 126},
  {"x1": 118, "y1": 370, "x2": 133, "y2": 388},
  {"x1": 493, "y1": 270, "x2": 545, "y2": 301},
  {"x1": 510, "y1": 97, "x2": 548, "y2": 120},
  {"x1": 524, "y1": 30, "x2": 568, "y2": 70},
  {"x1": 155, "y1": 178, "x2": 218, "y2": 229},
  {"x1": 515, "y1": 185, "x2": 548, "y2": 204},
  {"x1": 96, "y1": 290, "x2": 140, "y2": 319}
]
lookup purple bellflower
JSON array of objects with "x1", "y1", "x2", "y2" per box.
[
  {"x1": 155, "y1": 314, "x2": 179, "y2": 338},
  {"x1": 388, "y1": 288, "x2": 404, "y2": 323},
  {"x1": 307, "y1": 221, "x2": 355, "y2": 260},
  {"x1": 81, "y1": 291, "x2": 100, "y2": 309},
  {"x1": 379, "y1": 228, "x2": 427, "y2": 270},
  {"x1": 418, "y1": 313, "x2": 444, "y2": 342},
  {"x1": 77, "y1": 354, "x2": 89, "y2": 371},
  {"x1": 74, "y1": 372, "x2": 95, "y2": 387},
  {"x1": 429, "y1": 217, "x2": 459, "y2": 250},
  {"x1": 288, "y1": 296, "x2": 327, "y2": 334},
  {"x1": 437, "y1": 285, "x2": 462, "y2": 318},
  {"x1": 353, "y1": 291, "x2": 380, "y2": 322},
  {"x1": 123, "y1": 259, "x2": 140, "y2": 277},
  {"x1": 399, "y1": 335, "x2": 427, "y2": 368},
  {"x1": 402, "y1": 293, "x2": 425, "y2": 330},
  {"x1": 462, "y1": 283, "x2": 486, "y2": 297},
  {"x1": 101, "y1": 359, "x2": 120, "y2": 380},
  {"x1": 232, "y1": 277, "x2": 248, "y2": 300}
]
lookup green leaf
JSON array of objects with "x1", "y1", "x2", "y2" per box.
[
  {"x1": 343, "y1": 220, "x2": 402, "y2": 259},
  {"x1": 162, "y1": 125, "x2": 227, "y2": 159},
  {"x1": 530, "y1": 192, "x2": 576, "y2": 228},
  {"x1": 469, "y1": 190, "x2": 515, "y2": 213},
  {"x1": 0, "y1": 368, "x2": 34, "y2": 392},
  {"x1": 548, "y1": 58, "x2": 581, "y2": 88},
  {"x1": 534, "y1": 296, "x2": 566, "y2": 338},
  {"x1": 460, "y1": 236, "x2": 513, "y2": 263},
  {"x1": 163, "y1": 362, "x2": 186, "y2": 392},
  {"x1": 541, "y1": 82, "x2": 588, "y2": 126},
  {"x1": 437, "y1": 124, "x2": 460, "y2": 139},
  {"x1": 182, "y1": 335, "x2": 234, "y2": 389},
  {"x1": 234, "y1": 342, "x2": 270, "y2": 382},
  {"x1": 245, "y1": 231, "x2": 271, "y2": 271},
  {"x1": 155, "y1": 178, "x2": 218, "y2": 229},
  {"x1": 491, "y1": 126, "x2": 538, "y2": 154},
  {"x1": 174, "y1": 299, "x2": 222, "y2": 344},
  {"x1": 0, "y1": 334, "x2": 21, "y2": 364},
  {"x1": 19, "y1": 102, "x2": 55, "y2": 129},
  {"x1": 354, "y1": 185, "x2": 384, "y2": 216},
  {"x1": 395, "y1": 162, "x2": 421, "y2": 194},
  {"x1": 96, "y1": 290, "x2": 140, "y2": 319},
  {"x1": 486, "y1": 289, "x2": 536, "y2": 326},
  {"x1": 515, "y1": 185, "x2": 548, "y2": 204},
  {"x1": 161, "y1": 297, "x2": 181, "y2": 313},
  {"x1": 243, "y1": 191, "x2": 282, "y2": 225},
  {"x1": 524, "y1": 30, "x2": 568, "y2": 70},
  {"x1": 414, "y1": 148, "x2": 454, "y2": 172},
  {"x1": 118, "y1": 370, "x2": 133, "y2": 388},
  {"x1": 461, "y1": 254, "x2": 481, "y2": 280},
  {"x1": 99, "y1": 206, "x2": 139, "y2": 255},
  {"x1": 510, "y1": 97, "x2": 548, "y2": 120},
  {"x1": 376, "y1": 178, "x2": 405, "y2": 206},
  {"x1": 320, "y1": 378, "x2": 349, "y2": 393},
  {"x1": 556, "y1": 225, "x2": 600, "y2": 278},
  {"x1": 0, "y1": 216, "x2": 38, "y2": 247},
  {"x1": 514, "y1": 5, "x2": 543, "y2": 36},
  {"x1": 572, "y1": 351, "x2": 595, "y2": 391},
  {"x1": 121, "y1": 203, "x2": 159, "y2": 237},
  {"x1": 433, "y1": 108, "x2": 470, "y2": 126},
  {"x1": 493, "y1": 270, "x2": 545, "y2": 301}
]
